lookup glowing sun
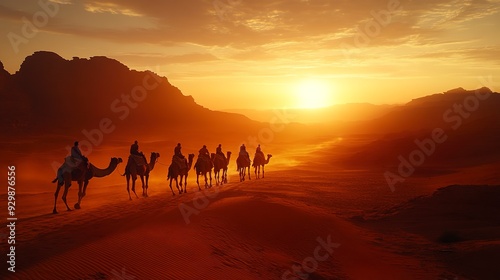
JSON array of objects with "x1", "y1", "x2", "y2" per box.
[{"x1": 294, "y1": 79, "x2": 334, "y2": 109}]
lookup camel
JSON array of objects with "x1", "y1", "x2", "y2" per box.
[
  {"x1": 52, "y1": 157, "x2": 123, "y2": 214},
  {"x1": 167, "y1": 153, "x2": 195, "y2": 195},
  {"x1": 213, "y1": 151, "x2": 231, "y2": 185},
  {"x1": 194, "y1": 153, "x2": 213, "y2": 189},
  {"x1": 124, "y1": 152, "x2": 160, "y2": 200},
  {"x1": 236, "y1": 153, "x2": 251, "y2": 182},
  {"x1": 253, "y1": 154, "x2": 272, "y2": 179}
]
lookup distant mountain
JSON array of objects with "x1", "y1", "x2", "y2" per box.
[
  {"x1": 0, "y1": 51, "x2": 259, "y2": 139},
  {"x1": 341, "y1": 87, "x2": 500, "y2": 169},
  {"x1": 355, "y1": 87, "x2": 499, "y2": 134},
  {"x1": 224, "y1": 103, "x2": 397, "y2": 124}
]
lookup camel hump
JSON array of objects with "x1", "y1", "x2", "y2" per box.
[
  {"x1": 195, "y1": 156, "x2": 213, "y2": 170},
  {"x1": 237, "y1": 154, "x2": 251, "y2": 166},
  {"x1": 215, "y1": 153, "x2": 225, "y2": 162},
  {"x1": 129, "y1": 155, "x2": 147, "y2": 166},
  {"x1": 172, "y1": 155, "x2": 187, "y2": 169},
  {"x1": 254, "y1": 152, "x2": 265, "y2": 162}
]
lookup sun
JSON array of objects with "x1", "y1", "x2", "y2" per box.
[{"x1": 294, "y1": 79, "x2": 334, "y2": 109}]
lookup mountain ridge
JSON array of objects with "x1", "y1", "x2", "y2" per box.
[{"x1": 0, "y1": 51, "x2": 259, "y2": 139}]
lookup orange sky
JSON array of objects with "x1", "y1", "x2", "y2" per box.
[{"x1": 1, "y1": 0, "x2": 499, "y2": 109}]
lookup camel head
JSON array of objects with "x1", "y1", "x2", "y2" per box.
[
  {"x1": 187, "y1": 153, "x2": 195, "y2": 168},
  {"x1": 107, "y1": 157, "x2": 123, "y2": 168},
  {"x1": 266, "y1": 154, "x2": 272, "y2": 164},
  {"x1": 150, "y1": 152, "x2": 160, "y2": 162}
]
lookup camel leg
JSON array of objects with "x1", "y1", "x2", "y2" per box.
[
  {"x1": 248, "y1": 167, "x2": 251, "y2": 180},
  {"x1": 262, "y1": 165, "x2": 265, "y2": 178},
  {"x1": 183, "y1": 174, "x2": 188, "y2": 193},
  {"x1": 53, "y1": 183, "x2": 63, "y2": 214},
  {"x1": 77, "y1": 181, "x2": 83, "y2": 208},
  {"x1": 144, "y1": 174, "x2": 149, "y2": 197},
  {"x1": 75, "y1": 180, "x2": 88, "y2": 209},
  {"x1": 178, "y1": 178, "x2": 182, "y2": 194},
  {"x1": 61, "y1": 183, "x2": 72, "y2": 212},
  {"x1": 131, "y1": 176, "x2": 139, "y2": 199},
  {"x1": 174, "y1": 175, "x2": 181, "y2": 194},
  {"x1": 209, "y1": 171, "x2": 212, "y2": 188},
  {"x1": 81, "y1": 180, "x2": 89, "y2": 203},
  {"x1": 126, "y1": 174, "x2": 131, "y2": 200},
  {"x1": 139, "y1": 175, "x2": 146, "y2": 197},
  {"x1": 177, "y1": 175, "x2": 183, "y2": 194},
  {"x1": 169, "y1": 177, "x2": 176, "y2": 196},
  {"x1": 197, "y1": 174, "x2": 201, "y2": 191}
]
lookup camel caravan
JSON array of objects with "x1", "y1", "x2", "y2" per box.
[{"x1": 52, "y1": 141, "x2": 272, "y2": 213}]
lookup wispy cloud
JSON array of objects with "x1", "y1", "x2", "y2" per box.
[{"x1": 84, "y1": 2, "x2": 143, "y2": 17}]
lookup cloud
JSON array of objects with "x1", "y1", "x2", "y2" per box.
[
  {"x1": 1, "y1": 0, "x2": 499, "y2": 67},
  {"x1": 0, "y1": 4, "x2": 34, "y2": 21},
  {"x1": 111, "y1": 52, "x2": 220, "y2": 65},
  {"x1": 418, "y1": 46, "x2": 500, "y2": 62},
  {"x1": 84, "y1": 2, "x2": 143, "y2": 17},
  {"x1": 2, "y1": 0, "x2": 496, "y2": 50}
]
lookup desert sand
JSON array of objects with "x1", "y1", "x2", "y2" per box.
[{"x1": 1, "y1": 136, "x2": 499, "y2": 280}]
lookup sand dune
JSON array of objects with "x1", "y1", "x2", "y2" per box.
[
  {"x1": 1, "y1": 164, "x2": 461, "y2": 280},
  {"x1": 1, "y1": 134, "x2": 499, "y2": 279},
  {"x1": 358, "y1": 184, "x2": 500, "y2": 280}
]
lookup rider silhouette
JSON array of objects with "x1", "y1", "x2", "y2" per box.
[
  {"x1": 216, "y1": 144, "x2": 226, "y2": 161},
  {"x1": 174, "y1": 143, "x2": 185, "y2": 159},
  {"x1": 237, "y1": 144, "x2": 250, "y2": 170},
  {"x1": 199, "y1": 145, "x2": 210, "y2": 158},
  {"x1": 172, "y1": 143, "x2": 187, "y2": 168},
  {"x1": 255, "y1": 144, "x2": 265, "y2": 159},
  {"x1": 71, "y1": 141, "x2": 88, "y2": 167},
  {"x1": 130, "y1": 140, "x2": 147, "y2": 163}
]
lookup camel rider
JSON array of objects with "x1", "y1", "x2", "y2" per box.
[
  {"x1": 199, "y1": 145, "x2": 210, "y2": 160},
  {"x1": 71, "y1": 141, "x2": 88, "y2": 167},
  {"x1": 130, "y1": 140, "x2": 147, "y2": 164},
  {"x1": 130, "y1": 140, "x2": 140, "y2": 155},
  {"x1": 256, "y1": 144, "x2": 265, "y2": 160},
  {"x1": 237, "y1": 144, "x2": 250, "y2": 171},
  {"x1": 55, "y1": 141, "x2": 88, "y2": 185},
  {"x1": 239, "y1": 144, "x2": 247, "y2": 155},
  {"x1": 173, "y1": 143, "x2": 187, "y2": 168},
  {"x1": 216, "y1": 144, "x2": 226, "y2": 161},
  {"x1": 174, "y1": 143, "x2": 184, "y2": 159},
  {"x1": 240, "y1": 144, "x2": 250, "y2": 160}
]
